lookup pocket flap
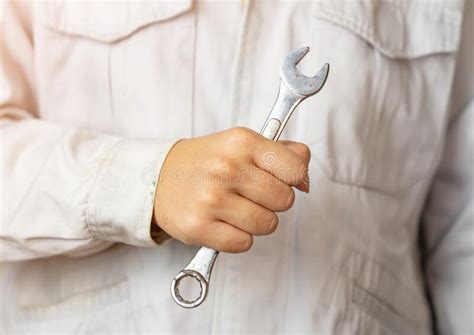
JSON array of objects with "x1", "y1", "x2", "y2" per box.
[
  {"x1": 41, "y1": 0, "x2": 193, "y2": 43},
  {"x1": 314, "y1": 1, "x2": 463, "y2": 59}
]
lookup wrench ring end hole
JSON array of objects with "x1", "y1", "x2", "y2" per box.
[{"x1": 171, "y1": 270, "x2": 208, "y2": 308}]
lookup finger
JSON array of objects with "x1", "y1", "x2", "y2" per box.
[
  {"x1": 279, "y1": 141, "x2": 311, "y2": 166},
  {"x1": 216, "y1": 193, "x2": 278, "y2": 236},
  {"x1": 279, "y1": 141, "x2": 311, "y2": 192},
  {"x1": 198, "y1": 221, "x2": 253, "y2": 253},
  {"x1": 234, "y1": 165, "x2": 295, "y2": 212},
  {"x1": 252, "y1": 137, "x2": 308, "y2": 186}
]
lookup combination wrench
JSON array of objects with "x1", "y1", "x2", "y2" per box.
[{"x1": 171, "y1": 46, "x2": 329, "y2": 308}]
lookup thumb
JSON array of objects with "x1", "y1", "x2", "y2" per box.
[
  {"x1": 279, "y1": 140, "x2": 311, "y2": 166},
  {"x1": 279, "y1": 140, "x2": 311, "y2": 193}
]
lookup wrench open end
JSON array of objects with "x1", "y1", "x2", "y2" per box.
[
  {"x1": 313, "y1": 62, "x2": 330, "y2": 90},
  {"x1": 280, "y1": 46, "x2": 330, "y2": 97}
]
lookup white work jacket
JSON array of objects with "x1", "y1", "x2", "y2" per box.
[{"x1": 1, "y1": 1, "x2": 473, "y2": 334}]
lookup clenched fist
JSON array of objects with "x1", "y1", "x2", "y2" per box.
[{"x1": 153, "y1": 127, "x2": 310, "y2": 253}]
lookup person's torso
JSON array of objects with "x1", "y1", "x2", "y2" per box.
[{"x1": 1, "y1": 0, "x2": 464, "y2": 333}]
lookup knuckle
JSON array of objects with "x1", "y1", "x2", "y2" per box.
[
  {"x1": 245, "y1": 208, "x2": 261, "y2": 225},
  {"x1": 210, "y1": 156, "x2": 235, "y2": 173},
  {"x1": 198, "y1": 189, "x2": 221, "y2": 208},
  {"x1": 182, "y1": 216, "x2": 204, "y2": 240},
  {"x1": 223, "y1": 233, "x2": 253, "y2": 253},
  {"x1": 209, "y1": 157, "x2": 239, "y2": 183},
  {"x1": 253, "y1": 211, "x2": 277, "y2": 235},
  {"x1": 227, "y1": 127, "x2": 256, "y2": 147}
]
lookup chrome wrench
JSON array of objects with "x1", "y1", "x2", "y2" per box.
[{"x1": 171, "y1": 46, "x2": 329, "y2": 308}]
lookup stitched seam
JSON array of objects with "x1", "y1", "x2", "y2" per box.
[
  {"x1": 350, "y1": 251, "x2": 425, "y2": 312},
  {"x1": 309, "y1": 156, "x2": 433, "y2": 199},
  {"x1": 314, "y1": 7, "x2": 460, "y2": 59},
  {"x1": 41, "y1": 2, "x2": 192, "y2": 43},
  {"x1": 85, "y1": 139, "x2": 125, "y2": 241},
  {"x1": 352, "y1": 284, "x2": 415, "y2": 334},
  {"x1": 138, "y1": 157, "x2": 160, "y2": 246},
  {"x1": 140, "y1": 140, "x2": 182, "y2": 246},
  {"x1": 345, "y1": 252, "x2": 427, "y2": 332}
]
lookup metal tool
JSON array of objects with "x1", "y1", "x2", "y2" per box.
[{"x1": 171, "y1": 46, "x2": 329, "y2": 308}]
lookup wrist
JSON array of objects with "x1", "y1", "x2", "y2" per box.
[{"x1": 150, "y1": 221, "x2": 171, "y2": 244}]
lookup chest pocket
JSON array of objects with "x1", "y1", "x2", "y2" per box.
[
  {"x1": 301, "y1": 1, "x2": 463, "y2": 192},
  {"x1": 37, "y1": 1, "x2": 194, "y2": 139}
]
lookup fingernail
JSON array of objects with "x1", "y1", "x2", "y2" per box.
[{"x1": 295, "y1": 182, "x2": 309, "y2": 193}]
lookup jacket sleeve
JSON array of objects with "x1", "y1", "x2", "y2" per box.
[
  {"x1": 421, "y1": 2, "x2": 474, "y2": 334},
  {"x1": 0, "y1": 2, "x2": 176, "y2": 261}
]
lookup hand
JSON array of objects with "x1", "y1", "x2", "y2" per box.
[{"x1": 153, "y1": 127, "x2": 310, "y2": 253}]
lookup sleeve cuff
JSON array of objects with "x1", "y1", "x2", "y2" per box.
[{"x1": 86, "y1": 138, "x2": 178, "y2": 247}]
